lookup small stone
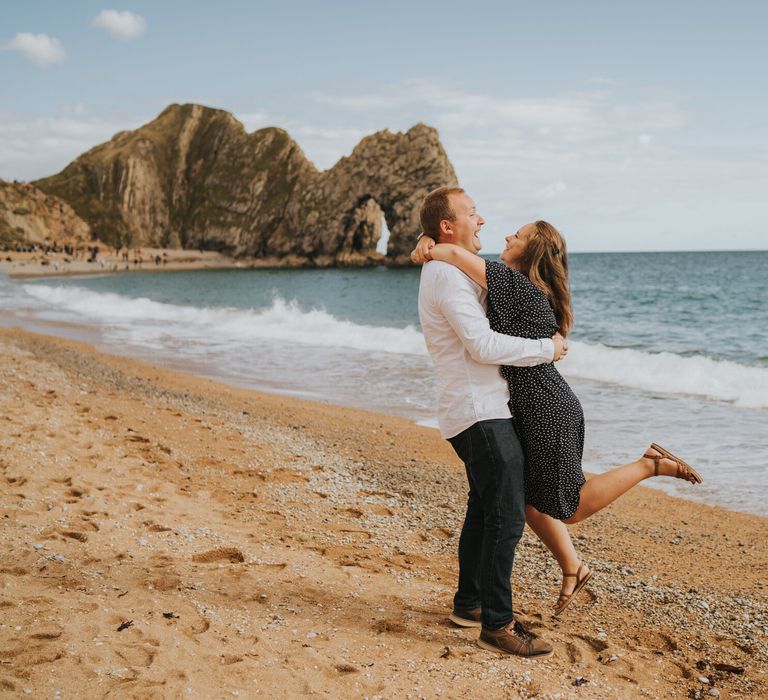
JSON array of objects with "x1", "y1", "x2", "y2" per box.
[
  {"x1": 697, "y1": 676, "x2": 710, "y2": 684},
  {"x1": 307, "y1": 631, "x2": 317, "y2": 639},
  {"x1": 708, "y1": 690, "x2": 720, "y2": 698},
  {"x1": 33, "y1": 544, "x2": 43, "y2": 550}
]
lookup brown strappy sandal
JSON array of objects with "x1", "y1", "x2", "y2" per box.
[
  {"x1": 553, "y1": 562, "x2": 593, "y2": 617},
  {"x1": 645, "y1": 443, "x2": 703, "y2": 484}
]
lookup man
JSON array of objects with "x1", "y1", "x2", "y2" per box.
[{"x1": 414, "y1": 186, "x2": 566, "y2": 658}]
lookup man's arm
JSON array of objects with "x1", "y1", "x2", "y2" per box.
[{"x1": 433, "y1": 265, "x2": 558, "y2": 366}]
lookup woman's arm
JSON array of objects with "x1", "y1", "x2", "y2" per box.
[
  {"x1": 410, "y1": 235, "x2": 436, "y2": 263},
  {"x1": 430, "y1": 244, "x2": 487, "y2": 289}
]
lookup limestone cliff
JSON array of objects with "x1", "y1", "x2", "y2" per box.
[
  {"x1": 34, "y1": 104, "x2": 457, "y2": 264},
  {"x1": 0, "y1": 180, "x2": 91, "y2": 249}
]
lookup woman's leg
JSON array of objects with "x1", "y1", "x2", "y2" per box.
[
  {"x1": 525, "y1": 505, "x2": 588, "y2": 596},
  {"x1": 564, "y1": 448, "x2": 683, "y2": 524}
]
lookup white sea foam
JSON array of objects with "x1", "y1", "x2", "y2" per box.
[
  {"x1": 21, "y1": 284, "x2": 428, "y2": 356},
  {"x1": 559, "y1": 341, "x2": 768, "y2": 409},
  {"x1": 19, "y1": 284, "x2": 768, "y2": 409}
]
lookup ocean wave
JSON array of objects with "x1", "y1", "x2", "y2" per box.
[
  {"x1": 20, "y1": 284, "x2": 428, "y2": 356},
  {"x1": 559, "y1": 341, "x2": 768, "y2": 409},
  {"x1": 18, "y1": 283, "x2": 768, "y2": 408}
]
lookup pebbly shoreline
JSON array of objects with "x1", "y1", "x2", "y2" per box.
[{"x1": 1, "y1": 327, "x2": 765, "y2": 698}]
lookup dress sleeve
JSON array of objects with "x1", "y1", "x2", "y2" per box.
[{"x1": 485, "y1": 260, "x2": 528, "y2": 314}]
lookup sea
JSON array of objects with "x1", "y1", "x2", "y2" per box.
[{"x1": 1, "y1": 251, "x2": 766, "y2": 516}]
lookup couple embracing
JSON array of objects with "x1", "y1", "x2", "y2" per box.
[{"x1": 412, "y1": 187, "x2": 702, "y2": 658}]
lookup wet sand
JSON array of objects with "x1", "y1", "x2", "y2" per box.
[{"x1": 1, "y1": 327, "x2": 765, "y2": 698}]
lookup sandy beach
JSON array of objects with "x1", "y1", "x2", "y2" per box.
[
  {"x1": 0, "y1": 249, "x2": 239, "y2": 279},
  {"x1": 0, "y1": 249, "x2": 387, "y2": 280},
  {"x1": 1, "y1": 326, "x2": 766, "y2": 698}
]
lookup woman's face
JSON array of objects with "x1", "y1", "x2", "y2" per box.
[{"x1": 500, "y1": 223, "x2": 536, "y2": 268}]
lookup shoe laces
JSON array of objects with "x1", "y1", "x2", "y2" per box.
[{"x1": 512, "y1": 620, "x2": 535, "y2": 642}]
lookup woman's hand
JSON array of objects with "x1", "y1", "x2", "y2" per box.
[{"x1": 410, "y1": 235, "x2": 436, "y2": 264}]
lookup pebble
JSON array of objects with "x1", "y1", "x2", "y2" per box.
[
  {"x1": 708, "y1": 689, "x2": 720, "y2": 697},
  {"x1": 697, "y1": 676, "x2": 710, "y2": 684}
]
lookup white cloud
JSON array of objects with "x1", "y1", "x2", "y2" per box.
[
  {"x1": 312, "y1": 80, "x2": 685, "y2": 145},
  {"x1": 534, "y1": 181, "x2": 567, "y2": 200},
  {"x1": 2, "y1": 33, "x2": 65, "y2": 66},
  {"x1": 91, "y1": 10, "x2": 147, "y2": 41},
  {"x1": 236, "y1": 112, "x2": 272, "y2": 131},
  {"x1": 307, "y1": 80, "x2": 768, "y2": 251},
  {"x1": 0, "y1": 110, "x2": 146, "y2": 181}
]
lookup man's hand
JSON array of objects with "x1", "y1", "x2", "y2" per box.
[
  {"x1": 410, "y1": 235, "x2": 436, "y2": 264},
  {"x1": 552, "y1": 332, "x2": 569, "y2": 361}
]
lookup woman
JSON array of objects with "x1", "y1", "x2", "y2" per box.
[{"x1": 412, "y1": 221, "x2": 702, "y2": 615}]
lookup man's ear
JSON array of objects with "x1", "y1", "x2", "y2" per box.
[{"x1": 439, "y1": 219, "x2": 453, "y2": 241}]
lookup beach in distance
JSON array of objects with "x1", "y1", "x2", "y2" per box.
[{"x1": 1, "y1": 326, "x2": 766, "y2": 698}]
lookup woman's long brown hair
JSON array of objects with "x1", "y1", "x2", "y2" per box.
[{"x1": 517, "y1": 220, "x2": 573, "y2": 336}]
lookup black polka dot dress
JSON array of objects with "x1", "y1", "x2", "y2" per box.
[{"x1": 485, "y1": 260, "x2": 585, "y2": 520}]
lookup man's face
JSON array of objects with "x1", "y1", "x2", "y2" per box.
[{"x1": 443, "y1": 193, "x2": 485, "y2": 253}]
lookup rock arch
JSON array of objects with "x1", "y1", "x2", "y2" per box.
[{"x1": 34, "y1": 105, "x2": 458, "y2": 265}]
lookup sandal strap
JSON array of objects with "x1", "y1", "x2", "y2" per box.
[
  {"x1": 562, "y1": 562, "x2": 586, "y2": 579},
  {"x1": 644, "y1": 451, "x2": 661, "y2": 476}
]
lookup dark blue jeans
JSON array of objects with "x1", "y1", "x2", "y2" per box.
[{"x1": 448, "y1": 418, "x2": 526, "y2": 629}]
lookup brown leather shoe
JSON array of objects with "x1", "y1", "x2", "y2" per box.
[
  {"x1": 478, "y1": 619, "x2": 554, "y2": 658},
  {"x1": 448, "y1": 607, "x2": 482, "y2": 628}
]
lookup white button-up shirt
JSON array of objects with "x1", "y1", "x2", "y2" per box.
[{"x1": 418, "y1": 260, "x2": 554, "y2": 439}]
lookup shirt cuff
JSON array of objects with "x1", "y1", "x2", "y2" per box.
[{"x1": 541, "y1": 338, "x2": 555, "y2": 362}]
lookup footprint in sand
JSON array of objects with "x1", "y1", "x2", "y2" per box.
[
  {"x1": 114, "y1": 644, "x2": 156, "y2": 668},
  {"x1": 60, "y1": 529, "x2": 88, "y2": 542},
  {"x1": 192, "y1": 547, "x2": 245, "y2": 564}
]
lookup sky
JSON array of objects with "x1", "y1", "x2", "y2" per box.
[{"x1": 1, "y1": 1, "x2": 766, "y2": 253}]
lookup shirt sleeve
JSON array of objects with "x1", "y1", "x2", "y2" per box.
[
  {"x1": 433, "y1": 265, "x2": 554, "y2": 366},
  {"x1": 485, "y1": 260, "x2": 529, "y2": 313}
]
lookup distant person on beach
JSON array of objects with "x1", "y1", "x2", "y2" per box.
[
  {"x1": 412, "y1": 204, "x2": 703, "y2": 619},
  {"x1": 415, "y1": 186, "x2": 567, "y2": 658}
]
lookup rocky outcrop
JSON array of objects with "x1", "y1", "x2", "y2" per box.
[
  {"x1": 0, "y1": 180, "x2": 91, "y2": 249},
  {"x1": 34, "y1": 104, "x2": 457, "y2": 264}
]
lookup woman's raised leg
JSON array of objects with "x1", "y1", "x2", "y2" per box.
[{"x1": 564, "y1": 446, "x2": 694, "y2": 524}]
